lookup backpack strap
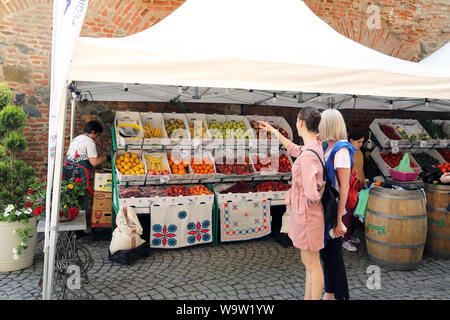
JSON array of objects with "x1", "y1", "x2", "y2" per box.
[{"x1": 306, "y1": 149, "x2": 330, "y2": 182}]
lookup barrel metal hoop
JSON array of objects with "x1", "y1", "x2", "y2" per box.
[
  {"x1": 428, "y1": 232, "x2": 450, "y2": 240},
  {"x1": 367, "y1": 253, "x2": 421, "y2": 270},
  {"x1": 370, "y1": 190, "x2": 423, "y2": 201},
  {"x1": 366, "y1": 236, "x2": 425, "y2": 249},
  {"x1": 426, "y1": 206, "x2": 449, "y2": 213},
  {"x1": 366, "y1": 208, "x2": 427, "y2": 220}
]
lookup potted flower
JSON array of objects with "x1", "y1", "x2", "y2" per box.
[
  {"x1": 0, "y1": 86, "x2": 41, "y2": 271},
  {"x1": 29, "y1": 176, "x2": 90, "y2": 223}
]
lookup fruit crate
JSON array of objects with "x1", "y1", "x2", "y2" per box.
[
  {"x1": 265, "y1": 116, "x2": 294, "y2": 141},
  {"x1": 213, "y1": 183, "x2": 272, "y2": 204},
  {"x1": 412, "y1": 149, "x2": 446, "y2": 169},
  {"x1": 250, "y1": 150, "x2": 293, "y2": 181},
  {"x1": 370, "y1": 147, "x2": 422, "y2": 178},
  {"x1": 162, "y1": 113, "x2": 191, "y2": 146},
  {"x1": 188, "y1": 149, "x2": 218, "y2": 182},
  {"x1": 114, "y1": 150, "x2": 147, "y2": 186},
  {"x1": 140, "y1": 112, "x2": 169, "y2": 149},
  {"x1": 206, "y1": 113, "x2": 230, "y2": 146},
  {"x1": 390, "y1": 119, "x2": 437, "y2": 149},
  {"x1": 115, "y1": 111, "x2": 144, "y2": 150},
  {"x1": 369, "y1": 119, "x2": 410, "y2": 149},
  {"x1": 212, "y1": 148, "x2": 257, "y2": 182},
  {"x1": 184, "y1": 113, "x2": 212, "y2": 145},
  {"x1": 118, "y1": 197, "x2": 151, "y2": 214},
  {"x1": 225, "y1": 114, "x2": 255, "y2": 145},
  {"x1": 142, "y1": 151, "x2": 171, "y2": 185},
  {"x1": 166, "y1": 149, "x2": 194, "y2": 184},
  {"x1": 431, "y1": 120, "x2": 450, "y2": 148}
]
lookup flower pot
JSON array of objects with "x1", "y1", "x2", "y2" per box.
[{"x1": 0, "y1": 217, "x2": 38, "y2": 272}]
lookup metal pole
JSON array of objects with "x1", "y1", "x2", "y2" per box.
[
  {"x1": 70, "y1": 97, "x2": 76, "y2": 141},
  {"x1": 44, "y1": 83, "x2": 69, "y2": 300}
]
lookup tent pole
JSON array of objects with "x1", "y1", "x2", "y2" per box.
[
  {"x1": 70, "y1": 97, "x2": 76, "y2": 141},
  {"x1": 44, "y1": 83, "x2": 69, "y2": 300}
]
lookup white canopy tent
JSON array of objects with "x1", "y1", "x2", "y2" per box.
[{"x1": 68, "y1": 0, "x2": 450, "y2": 110}]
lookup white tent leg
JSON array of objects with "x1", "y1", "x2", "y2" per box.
[{"x1": 44, "y1": 84, "x2": 69, "y2": 300}]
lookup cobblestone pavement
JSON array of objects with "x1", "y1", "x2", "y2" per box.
[{"x1": 1, "y1": 232, "x2": 449, "y2": 300}]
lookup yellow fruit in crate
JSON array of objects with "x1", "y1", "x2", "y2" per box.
[
  {"x1": 124, "y1": 171, "x2": 130, "y2": 175},
  {"x1": 139, "y1": 163, "x2": 145, "y2": 169},
  {"x1": 131, "y1": 153, "x2": 138, "y2": 159},
  {"x1": 124, "y1": 157, "x2": 130, "y2": 163},
  {"x1": 123, "y1": 165, "x2": 129, "y2": 170},
  {"x1": 124, "y1": 153, "x2": 130, "y2": 158},
  {"x1": 118, "y1": 155, "x2": 124, "y2": 161},
  {"x1": 140, "y1": 169, "x2": 145, "y2": 174}
]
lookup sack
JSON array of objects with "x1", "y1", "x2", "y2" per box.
[
  {"x1": 306, "y1": 149, "x2": 340, "y2": 224},
  {"x1": 346, "y1": 168, "x2": 361, "y2": 209},
  {"x1": 109, "y1": 206, "x2": 146, "y2": 255}
]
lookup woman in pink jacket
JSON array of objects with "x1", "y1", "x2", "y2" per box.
[{"x1": 259, "y1": 107, "x2": 324, "y2": 300}]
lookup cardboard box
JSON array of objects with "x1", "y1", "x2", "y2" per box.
[
  {"x1": 94, "y1": 172, "x2": 112, "y2": 192},
  {"x1": 92, "y1": 191, "x2": 112, "y2": 211},
  {"x1": 91, "y1": 208, "x2": 112, "y2": 228}
]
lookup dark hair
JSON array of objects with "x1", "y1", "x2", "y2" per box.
[
  {"x1": 297, "y1": 107, "x2": 321, "y2": 133},
  {"x1": 84, "y1": 120, "x2": 104, "y2": 134},
  {"x1": 348, "y1": 130, "x2": 364, "y2": 141}
]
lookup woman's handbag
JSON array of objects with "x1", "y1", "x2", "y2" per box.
[{"x1": 346, "y1": 168, "x2": 361, "y2": 209}]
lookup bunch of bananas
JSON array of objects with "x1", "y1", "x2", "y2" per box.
[
  {"x1": 145, "y1": 155, "x2": 166, "y2": 172},
  {"x1": 143, "y1": 122, "x2": 162, "y2": 138}
]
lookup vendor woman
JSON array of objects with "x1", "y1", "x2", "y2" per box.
[{"x1": 63, "y1": 120, "x2": 108, "y2": 190}]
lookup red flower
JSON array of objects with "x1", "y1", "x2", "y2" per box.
[
  {"x1": 41, "y1": 177, "x2": 47, "y2": 182},
  {"x1": 43, "y1": 185, "x2": 47, "y2": 189},
  {"x1": 68, "y1": 207, "x2": 79, "y2": 219},
  {"x1": 33, "y1": 205, "x2": 45, "y2": 216},
  {"x1": 62, "y1": 174, "x2": 65, "y2": 180},
  {"x1": 26, "y1": 202, "x2": 32, "y2": 209},
  {"x1": 59, "y1": 210, "x2": 63, "y2": 218},
  {"x1": 87, "y1": 187, "x2": 93, "y2": 195},
  {"x1": 26, "y1": 189, "x2": 35, "y2": 196},
  {"x1": 75, "y1": 178, "x2": 83, "y2": 183}
]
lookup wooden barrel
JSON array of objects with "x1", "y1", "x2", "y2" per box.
[
  {"x1": 365, "y1": 187, "x2": 427, "y2": 270},
  {"x1": 424, "y1": 183, "x2": 450, "y2": 259}
]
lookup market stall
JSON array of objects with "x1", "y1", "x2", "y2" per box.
[{"x1": 43, "y1": 0, "x2": 450, "y2": 295}]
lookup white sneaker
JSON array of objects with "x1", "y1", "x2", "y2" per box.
[
  {"x1": 343, "y1": 240, "x2": 358, "y2": 252},
  {"x1": 350, "y1": 236, "x2": 361, "y2": 244}
]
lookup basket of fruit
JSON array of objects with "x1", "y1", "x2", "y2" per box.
[
  {"x1": 163, "y1": 113, "x2": 191, "y2": 145},
  {"x1": 189, "y1": 151, "x2": 217, "y2": 181},
  {"x1": 250, "y1": 151, "x2": 293, "y2": 180},
  {"x1": 213, "y1": 149, "x2": 256, "y2": 182},
  {"x1": 184, "y1": 113, "x2": 212, "y2": 145},
  {"x1": 206, "y1": 114, "x2": 254, "y2": 146},
  {"x1": 167, "y1": 150, "x2": 194, "y2": 183},
  {"x1": 392, "y1": 119, "x2": 435, "y2": 149},
  {"x1": 114, "y1": 151, "x2": 147, "y2": 186},
  {"x1": 143, "y1": 151, "x2": 171, "y2": 184},
  {"x1": 140, "y1": 112, "x2": 169, "y2": 149}
]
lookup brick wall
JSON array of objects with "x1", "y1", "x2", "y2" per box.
[{"x1": 0, "y1": 0, "x2": 449, "y2": 176}]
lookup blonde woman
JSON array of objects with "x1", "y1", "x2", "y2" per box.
[
  {"x1": 259, "y1": 107, "x2": 325, "y2": 300},
  {"x1": 318, "y1": 109, "x2": 356, "y2": 300}
]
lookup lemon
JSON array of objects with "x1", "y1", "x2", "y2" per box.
[
  {"x1": 140, "y1": 169, "x2": 145, "y2": 174},
  {"x1": 124, "y1": 153, "x2": 131, "y2": 158},
  {"x1": 131, "y1": 153, "x2": 138, "y2": 158}
]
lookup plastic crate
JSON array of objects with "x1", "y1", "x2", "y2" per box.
[
  {"x1": 212, "y1": 148, "x2": 257, "y2": 182},
  {"x1": 189, "y1": 149, "x2": 218, "y2": 182},
  {"x1": 431, "y1": 120, "x2": 450, "y2": 148},
  {"x1": 166, "y1": 149, "x2": 194, "y2": 184},
  {"x1": 250, "y1": 149, "x2": 293, "y2": 181},
  {"x1": 140, "y1": 112, "x2": 169, "y2": 149},
  {"x1": 412, "y1": 149, "x2": 446, "y2": 169},
  {"x1": 265, "y1": 115, "x2": 294, "y2": 141},
  {"x1": 389, "y1": 169, "x2": 420, "y2": 182},
  {"x1": 115, "y1": 111, "x2": 144, "y2": 150}
]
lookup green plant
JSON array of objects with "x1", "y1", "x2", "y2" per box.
[
  {"x1": 0, "y1": 82, "x2": 13, "y2": 111},
  {"x1": 0, "y1": 95, "x2": 38, "y2": 259}
]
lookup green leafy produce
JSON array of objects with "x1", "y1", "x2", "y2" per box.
[{"x1": 419, "y1": 119, "x2": 448, "y2": 139}]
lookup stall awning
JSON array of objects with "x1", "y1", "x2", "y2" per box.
[{"x1": 68, "y1": 0, "x2": 450, "y2": 104}]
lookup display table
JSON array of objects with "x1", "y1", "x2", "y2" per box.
[{"x1": 37, "y1": 211, "x2": 93, "y2": 300}]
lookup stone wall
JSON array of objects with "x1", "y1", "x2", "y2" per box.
[{"x1": 0, "y1": 0, "x2": 449, "y2": 176}]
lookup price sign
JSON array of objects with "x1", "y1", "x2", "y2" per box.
[
  {"x1": 160, "y1": 175, "x2": 170, "y2": 184},
  {"x1": 420, "y1": 140, "x2": 427, "y2": 148},
  {"x1": 392, "y1": 146, "x2": 400, "y2": 154},
  {"x1": 390, "y1": 140, "x2": 398, "y2": 148},
  {"x1": 440, "y1": 140, "x2": 448, "y2": 148}
]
